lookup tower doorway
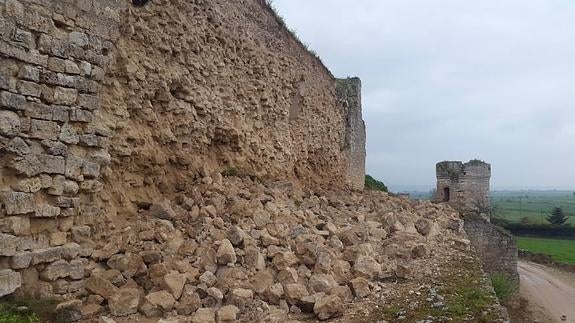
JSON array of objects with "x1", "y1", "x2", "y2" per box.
[{"x1": 443, "y1": 187, "x2": 450, "y2": 202}]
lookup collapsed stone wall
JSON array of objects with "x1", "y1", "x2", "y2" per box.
[
  {"x1": 0, "y1": 0, "x2": 366, "y2": 299},
  {"x1": 98, "y1": 0, "x2": 367, "y2": 221},
  {"x1": 464, "y1": 216, "x2": 519, "y2": 284}
]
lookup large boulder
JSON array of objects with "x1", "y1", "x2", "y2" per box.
[
  {"x1": 352, "y1": 256, "x2": 381, "y2": 280},
  {"x1": 108, "y1": 288, "x2": 140, "y2": 316},
  {"x1": 313, "y1": 294, "x2": 343, "y2": 320},
  {"x1": 216, "y1": 239, "x2": 236, "y2": 265}
]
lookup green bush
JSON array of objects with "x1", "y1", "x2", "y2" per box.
[
  {"x1": 490, "y1": 273, "x2": 514, "y2": 302},
  {"x1": 365, "y1": 175, "x2": 388, "y2": 192},
  {"x1": 221, "y1": 166, "x2": 238, "y2": 177},
  {"x1": 0, "y1": 303, "x2": 40, "y2": 323}
]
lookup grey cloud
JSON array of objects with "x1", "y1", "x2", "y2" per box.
[{"x1": 274, "y1": 0, "x2": 575, "y2": 189}]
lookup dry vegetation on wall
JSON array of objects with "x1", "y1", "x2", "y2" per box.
[{"x1": 261, "y1": 0, "x2": 324, "y2": 63}]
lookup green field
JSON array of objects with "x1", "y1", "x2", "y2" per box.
[
  {"x1": 491, "y1": 190, "x2": 575, "y2": 225},
  {"x1": 516, "y1": 236, "x2": 575, "y2": 265}
]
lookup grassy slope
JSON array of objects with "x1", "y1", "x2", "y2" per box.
[{"x1": 517, "y1": 236, "x2": 575, "y2": 265}]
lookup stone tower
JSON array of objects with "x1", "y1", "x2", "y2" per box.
[{"x1": 435, "y1": 160, "x2": 491, "y2": 212}]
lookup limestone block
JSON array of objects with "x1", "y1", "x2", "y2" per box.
[
  {"x1": 82, "y1": 161, "x2": 100, "y2": 178},
  {"x1": 53, "y1": 87, "x2": 78, "y2": 105},
  {"x1": 55, "y1": 299, "x2": 82, "y2": 322},
  {"x1": 145, "y1": 290, "x2": 175, "y2": 311},
  {"x1": 12, "y1": 177, "x2": 43, "y2": 193},
  {"x1": 69, "y1": 32, "x2": 89, "y2": 47},
  {"x1": 18, "y1": 65, "x2": 40, "y2": 82},
  {"x1": 313, "y1": 294, "x2": 343, "y2": 320},
  {"x1": 17, "y1": 80, "x2": 42, "y2": 97},
  {"x1": 77, "y1": 94, "x2": 100, "y2": 110},
  {"x1": 0, "y1": 90, "x2": 26, "y2": 110},
  {"x1": 217, "y1": 305, "x2": 239, "y2": 322},
  {"x1": 85, "y1": 274, "x2": 119, "y2": 299},
  {"x1": 65, "y1": 60, "x2": 81, "y2": 75},
  {"x1": 42, "y1": 140, "x2": 68, "y2": 156},
  {"x1": 59, "y1": 123, "x2": 79, "y2": 144},
  {"x1": 34, "y1": 205, "x2": 61, "y2": 217},
  {"x1": 10, "y1": 252, "x2": 32, "y2": 269},
  {"x1": 0, "y1": 216, "x2": 31, "y2": 235},
  {"x1": 108, "y1": 288, "x2": 140, "y2": 316},
  {"x1": 0, "y1": 269, "x2": 22, "y2": 297},
  {"x1": 1, "y1": 191, "x2": 34, "y2": 215},
  {"x1": 40, "y1": 259, "x2": 83, "y2": 281},
  {"x1": 30, "y1": 119, "x2": 60, "y2": 140},
  {"x1": 65, "y1": 156, "x2": 84, "y2": 180},
  {"x1": 69, "y1": 109, "x2": 92, "y2": 122},
  {"x1": 49, "y1": 231, "x2": 67, "y2": 246},
  {"x1": 0, "y1": 233, "x2": 19, "y2": 256},
  {"x1": 24, "y1": 102, "x2": 69, "y2": 122},
  {"x1": 48, "y1": 175, "x2": 65, "y2": 196},
  {"x1": 63, "y1": 180, "x2": 80, "y2": 195},
  {"x1": 47, "y1": 57, "x2": 67, "y2": 73},
  {"x1": 13, "y1": 29, "x2": 33, "y2": 49},
  {"x1": 79, "y1": 134, "x2": 101, "y2": 147},
  {"x1": 79, "y1": 61, "x2": 92, "y2": 76},
  {"x1": 0, "y1": 110, "x2": 20, "y2": 136},
  {"x1": 30, "y1": 244, "x2": 80, "y2": 265},
  {"x1": 191, "y1": 308, "x2": 216, "y2": 323},
  {"x1": 6, "y1": 137, "x2": 30, "y2": 155}
]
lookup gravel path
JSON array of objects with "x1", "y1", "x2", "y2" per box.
[{"x1": 519, "y1": 261, "x2": 575, "y2": 323}]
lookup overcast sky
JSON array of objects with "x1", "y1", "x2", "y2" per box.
[{"x1": 273, "y1": 0, "x2": 575, "y2": 191}]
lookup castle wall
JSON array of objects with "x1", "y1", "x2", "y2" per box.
[
  {"x1": 464, "y1": 216, "x2": 519, "y2": 285},
  {"x1": 0, "y1": 0, "x2": 124, "y2": 297},
  {"x1": 436, "y1": 160, "x2": 491, "y2": 211},
  {"x1": 336, "y1": 78, "x2": 366, "y2": 190},
  {"x1": 0, "y1": 0, "x2": 366, "y2": 298}
]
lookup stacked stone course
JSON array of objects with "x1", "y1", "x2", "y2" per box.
[{"x1": 0, "y1": 0, "x2": 123, "y2": 298}]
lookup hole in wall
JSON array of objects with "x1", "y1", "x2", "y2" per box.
[{"x1": 132, "y1": 0, "x2": 151, "y2": 6}]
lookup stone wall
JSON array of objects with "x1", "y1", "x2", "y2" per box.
[
  {"x1": 0, "y1": 0, "x2": 125, "y2": 297},
  {"x1": 336, "y1": 78, "x2": 366, "y2": 190},
  {"x1": 436, "y1": 160, "x2": 491, "y2": 212},
  {"x1": 464, "y1": 216, "x2": 519, "y2": 285},
  {"x1": 0, "y1": 0, "x2": 366, "y2": 299}
]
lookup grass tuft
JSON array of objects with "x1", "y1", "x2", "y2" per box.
[{"x1": 490, "y1": 273, "x2": 514, "y2": 302}]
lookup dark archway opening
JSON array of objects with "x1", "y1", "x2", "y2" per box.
[{"x1": 443, "y1": 187, "x2": 450, "y2": 202}]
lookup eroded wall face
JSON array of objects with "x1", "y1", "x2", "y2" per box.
[
  {"x1": 98, "y1": 0, "x2": 366, "y2": 218},
  {"x1": 0, "y1": 0, "x2": 365, "y2": 297}
]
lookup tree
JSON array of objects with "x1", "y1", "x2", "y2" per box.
[
  {"x1": 364, "y1": 175, "x2": 388, "y2": 192},
  {"x1": 546, "y1": 207, "x2": 568, "y2": 226}
]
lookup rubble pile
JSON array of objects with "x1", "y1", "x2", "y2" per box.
[{"x1": 71, "y1": 174, "x2": 467, "y2": 322}]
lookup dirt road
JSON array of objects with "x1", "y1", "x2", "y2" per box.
[{"x1": 519, "y1": 261, "x2": 575, "y2": 322}]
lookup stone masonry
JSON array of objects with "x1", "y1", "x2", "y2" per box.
[
  {"x1": 464, "y1": 216, "x2": 519, "y2": 285},
  {"x1": 0, "y1": 0, "x2": 124, "y2": 298},
  {"x1": 436, "y1": 161, "x2": 518, "y2": 287},
  {"x1": 436, "y1": 160, "x2": 491, "y2": 212},
  {"x1": 0, "y1": 0, "x2": 366, "y2": 300},
  {"x1": 336, "y1": 78, "x2": 366, "y2": 190}
]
